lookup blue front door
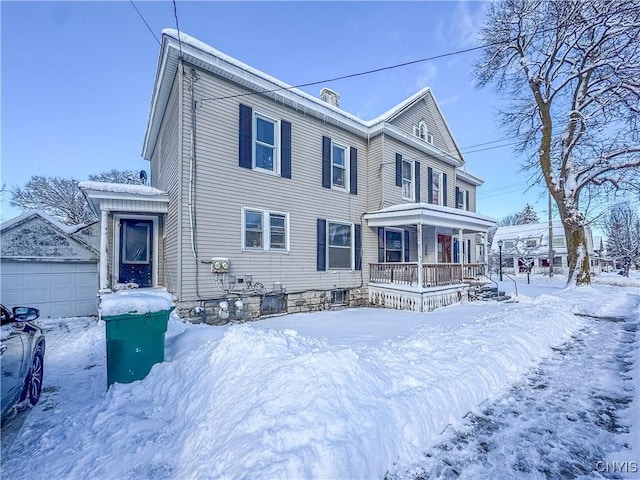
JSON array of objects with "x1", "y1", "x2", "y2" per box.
[{"x1": 119, "y1": 219, "x2": 153, "y2": 287}]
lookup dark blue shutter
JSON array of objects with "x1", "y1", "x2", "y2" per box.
[
  {"x1": 395, "y1": 154, "x2": 402, "y2": 187},
  {"x1": 414, "y1": 161, "x2": 421, "y2": 203},
  {"x1": 427, "y1": 167, "x2": 433, "y2": 204},
  {"x1": 317, "y1": 219, "x2": 327, "y2": 271},
  {"x1": 466, "y1": 190, "x2": 470, "y2": 211},
  {"x1": 354, "y1": 224, "x2": 362, "y2": 270},
  {"x1": 404, "y1": 230, "x2": 410, "y2": 262},
  {"x1": 239, "y1": 104, "x2": 252, "y2": 169},
  {"x1": 442, "y1": 173, "x2": 448, "y2": 206},
  {"x1": 467, "y1": 239, "x2": 472, "y2": 263},
  {"x1": 349, "y1": 147, "x2": 358, "y2": 194},
  {"x1": 281, "y1": 120, "x2": 292, "y2": 179},
  {"x1": 322, "y1": 136, "x2": 331, "y2": 188},
  {"x1": 455, "y1": 187, "x2": 460, "y2": 209},
  {"x1": 377, "y1": 227, "x2": 385, "y2": 262}
]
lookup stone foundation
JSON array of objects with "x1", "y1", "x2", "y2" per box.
[{"x1": 177, "y1": 288, "x2": 368, "y2": 324}]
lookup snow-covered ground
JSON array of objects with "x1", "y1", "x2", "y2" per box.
[{"x1": 1, "y1": 273, "x2": 638, "y2": 479}]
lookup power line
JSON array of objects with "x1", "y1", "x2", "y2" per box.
[
  {"x1": 129, "y1": 0, "x2": 161, "y2": 46},
  {"x1": 192, "y1": 3, "x2": 640, "y2": 105},
  {"x1": 172, "y1": 0, "x2": 184, "y2": 59}
]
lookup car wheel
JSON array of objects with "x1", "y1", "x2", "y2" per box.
[{"x1": 20, "y1": 342, "x2": 45, "y2": 408}]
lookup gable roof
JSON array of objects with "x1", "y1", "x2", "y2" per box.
[
  {"x1": 1, "y1": 210, "x2": 99, "y2": 261},
  {"x1": 142, "y1": 29, "x2": 465, "y2": 169}
]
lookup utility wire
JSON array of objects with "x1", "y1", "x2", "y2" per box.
[
  {"x1": 129, "y1": 0, "x2": 161, "y2": 45},
  {"x1": 193, "y1": 3, "x2": 640, "y2": 105},
  {"x1": 172, "y1": 0, "x2": 184, "y2": 59}
]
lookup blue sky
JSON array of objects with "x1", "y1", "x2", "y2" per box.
[{"x1": 1, "y1": 1, "x2": 550, "y2": 223}]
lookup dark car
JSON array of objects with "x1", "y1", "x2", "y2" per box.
[{"x1": 1, "y1": 304, "x2": 45, "y2": 422}]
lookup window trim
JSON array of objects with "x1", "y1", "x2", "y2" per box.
[
  {"x1": 384, "y1": 227, "x2": 405, "y2": 263},
  {"x1": 431, "y1": 169, "x2": 443, "y2": 205},
  {"x1": 242, "y1": 207, "x2": 290, "y2": 253},
  {"x1": 401, "y1": 159, "x2": 414, "y2": 201},
  {"x1": 252, "y1": 111, "x2": 281, "y2": 175},
  {"x1": 330, "y1": 141, "x2": 350, "y2": 191},
  {"x1": 457, "y1": 187, "x2": 466, "y2": 209},
  {"x1": 326, "y1": 220, "x2": 354, "y2": 270}
]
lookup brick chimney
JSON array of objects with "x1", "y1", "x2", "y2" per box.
[{"x1": 320, "y1": 88, "x2": 340, "y2": 108}]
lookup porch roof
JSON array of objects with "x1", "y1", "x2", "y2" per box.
[
  {"x1": 364, "y1": 203, "x2": 496, "y2": 232},
  {"x1": 79, "y1": 181, "x2": 169, "y2": 215}
]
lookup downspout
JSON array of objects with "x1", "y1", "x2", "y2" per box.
[{"x1": 99, "y1": 209, "x2": 110, "y2": 294}]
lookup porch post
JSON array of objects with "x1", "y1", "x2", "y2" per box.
[
  {"x1": 99, "y1": 209, "x2": 110, "y2": 294},
  {"x1": 458, "y1": 228, "x2": 464, "y2": 272},
  {"x1": 417, "y1": 223, "x2": 423, "y2": 288},
  {"x1": 484, "y1": 231, "x2": 489, "y2": 273}
]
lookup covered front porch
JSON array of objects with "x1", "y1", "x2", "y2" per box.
[{"x1": 364, "y1": 203, "x2": 495, "y2": 312}]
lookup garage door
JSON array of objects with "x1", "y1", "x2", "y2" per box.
[{"x1": 1, "y1": 261, "x2": 98, "y2": 319}]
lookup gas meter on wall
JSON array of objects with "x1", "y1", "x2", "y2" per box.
[{"x1": 211, "y1": 257, "x2": 230, "y2": 273}]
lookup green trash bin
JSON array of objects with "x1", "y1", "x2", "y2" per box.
[{"x1": 103, "y1": 307, "x2": 174, "y2": 386}]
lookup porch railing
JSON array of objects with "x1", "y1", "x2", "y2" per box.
[{"x1": 370, "y1": 263, "x2": 485, "y2": 288}]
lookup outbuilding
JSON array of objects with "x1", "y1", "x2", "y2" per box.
[{"x1": 1, "y1": 210, "x2": 100, "y2": 318}]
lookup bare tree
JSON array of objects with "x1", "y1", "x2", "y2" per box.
[
  {"x1": 475, "y1": 0, "x2": 640, "y2": 285},
  {"x1": 605, "y1": 202, "x2": 640, "y2": 277},
  {"x1": 10, "y1": 170, "x2": 146, "y2": 225},
  {"x1": 11, "y1": 176, "x2": 94, "y2": 225}
]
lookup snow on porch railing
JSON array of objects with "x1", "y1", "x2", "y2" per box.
[{"x1": 370, "y1": 263, "x2": 486, "y2": 288}]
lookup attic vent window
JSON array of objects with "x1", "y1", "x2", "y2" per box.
[
  {"x1": 414, "y1": 121, "x2": 433, "y2": 145},
  {"x1": 320, "y1": 88, "x2": 340, "y2": 108}
]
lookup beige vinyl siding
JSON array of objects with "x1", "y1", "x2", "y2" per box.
[
  {"x1": 380, "y1": 135, "x2": 456, "y2": 208},
  {"x1": 150, "y1": 75, "x2": 182, "y2": 296},
  {"x1": 367, "y1": 134, "x2": 384, "y2": 211},
  {"x1": 388, "y1": 94, "x2": 461, "y2": 159},
  {"x1": 456, "y1": 178, "x2": 477, "y2": 212},
  {"x1": 176, "y1": 65, "x2": 368, "y2": 301}
]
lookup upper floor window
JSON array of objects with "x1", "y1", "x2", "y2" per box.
[
  {"x1": 396, "y1": 153, "x2": 420, "y2": 202},
  {"x1": 525, "y1": 238, "x2": 538, "y2": 248},
  {"x1": 242, "y1": 207, "x2": 289, "y2": 252},
  {"x1": 552, "y1": 236, "x2": 565, "y2": 248},
  {"x1": 239, "y1": 104, "x2": 291, "y2": 178},
  {"x1": 253, "y1": 112, "x2": 280, "y2": 174},
  {"x1": 402, "y1": 159, "x2": 414, "y2": 200},
  {"x1": 322, "y1": 136, "x2": 358, "y2": 194},
  {"x1": 431, "y1": 170, "x2": 442, "y2": 205},
  {"x1": 456, "y1": 188, "x2": 466, "y2": 209},
  {"x1": 332, "y1": 142, "x2": 348, "y2": 189}
]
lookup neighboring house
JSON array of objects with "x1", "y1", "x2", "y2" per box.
[
  {"x1": 0, "y1": 210, "x2": 100, "y2": 318},
  {"x1": 80, "y1": 29, "x2": 495, "y2": 322},
  {"x1": 490, "y1": 221, "x2": 599, "y2": 275}
]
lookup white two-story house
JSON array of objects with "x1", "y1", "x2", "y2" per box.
[{"x1": 81, "y1": 29, "x2": 495, "y2": 322}]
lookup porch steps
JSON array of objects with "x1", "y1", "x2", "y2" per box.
[{"x1": 470, "y1": 285, "x2": 515, "y2": 303}]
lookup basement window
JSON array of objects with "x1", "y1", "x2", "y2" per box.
[
  {"x1": 261, "y1": 294, "x2": 286, "y2": 315},
  {"x1": 330, "y1": 289, "x2": 348, "y2": 305}
]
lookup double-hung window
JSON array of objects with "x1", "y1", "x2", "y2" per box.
[
  {"x1": 456, "y1": 188, "x2": 466, "y2": 209},
  {"x1": 239, "y1": 104, "x2": 291, "y2": 178},
  {"x1": 385, "y1": 229, "x2": 404, "y2": 262},
  {"x1": 322, "y1": 136, "x2": 358, "y2": 194},
  {"x1": 332, "y1": 143, "x2": 348, "y2": 189},
  {"x1": 253, "y1": 113, "x2": 279, "y2": 174},
  {"x1": 243, "y1": 208, "x2": 289, "y2": 252},
  {"x1": 328, "y1": 221, "x2": 352, "y2": 269},
  {"x1": 431, "y1": 170, "x2": 442, "y2": 205},
  {"x1": 401, "y1": 159, "x2": 414, "y2": 200}
]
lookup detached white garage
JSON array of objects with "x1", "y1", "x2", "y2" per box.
[{"x1": 1, "y1": 211, "x2": 99, "y2": 318}]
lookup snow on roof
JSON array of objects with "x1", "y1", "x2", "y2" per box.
[
  {"x1": 1, "y1": 209, "x2": 87, "y2": 234},
  {"x1": 78, "y1": 181, "x2": 166, "y2": 196}
]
